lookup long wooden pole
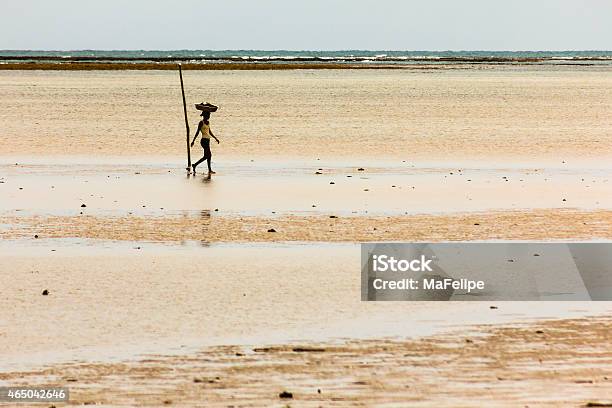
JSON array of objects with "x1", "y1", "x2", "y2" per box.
[{"x1": 178, "y1": 64, "x2": 191, "y2": 170}]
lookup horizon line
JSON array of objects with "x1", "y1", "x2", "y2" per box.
[{"x1": 2, "y1": 49, "x2": 612, "y2": 53}]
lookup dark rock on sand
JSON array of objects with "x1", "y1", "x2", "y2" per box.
[
  {"x1": 267, "y1": 228, "x2": 277, "y2": 233},
  {"x1": 42, "y1": 289, "x2": 49, "y2": 296},
  {"x1": 292, "y1": 347, "x2": 325, "y2": 352},
  {"x1": 279, "y1": 391, "x2": 293, "y2": 399},
  {"x1": 81, "y1": 204, "x2": 86, "y2": 208}
]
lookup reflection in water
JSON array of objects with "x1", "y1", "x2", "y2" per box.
[
  {"x1": 177, "y1": 210, "x2": 211, "y2": 247},
  {"x1": 200, "y1": 210, "x2": 211, "y2": 247}
]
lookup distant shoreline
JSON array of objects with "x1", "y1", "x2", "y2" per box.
[
  {"x1": 2, "y1": 50, "x2": 612, "y2": 71},
  {"x1": 1, "y1": 61, "x2": 611, "y2": 70},
  {"x1": 0, "y1": 62, "x2": 419, "y2": 70}
]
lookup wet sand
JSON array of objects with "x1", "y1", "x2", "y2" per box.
[
  {"x1": 1, "y1": 316, "x2": 611, "y2": 407},
  {"x1": 1, "y1": 67, "x2": 612, "y2": 162},
  {"x1": 2, "y1": 66, "x2": 612, "y2": 406},
  {"x1": 5, "y1": 242, "x2": 612, "y2": 373},
  {"x1": 2, "y1": 159, "x2": 611, "y2": 243}
]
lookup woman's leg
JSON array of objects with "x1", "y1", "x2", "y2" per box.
[
  {"x1": 193, "y1": 139, "x2": 210, "y2": 173},
  {"x1": 203, "y1": 139, "x2": 214, "y2": 173},
  {"x1": 193, "y1": 154, "x2": 207, "y2": 173}
]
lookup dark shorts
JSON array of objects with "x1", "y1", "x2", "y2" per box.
[{"x1": 201, "y1": 138, "x2": 211, "y2": 158}]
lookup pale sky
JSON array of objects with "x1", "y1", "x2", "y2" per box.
[{"x1": 2, "y1": 0, "x2": 612, "y2": 50}]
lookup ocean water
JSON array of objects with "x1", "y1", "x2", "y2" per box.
[{"x1": 1, "y1": 50, "x2": 612, "y2": 65}]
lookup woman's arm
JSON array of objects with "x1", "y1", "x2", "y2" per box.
[
  {"x1": 210, "y1": 128, "x2": 220, "y2": 144},
  {"x1": 190, "y1": 122, "x2": 202, "y2": 146}
]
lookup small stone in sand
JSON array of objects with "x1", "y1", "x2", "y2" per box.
[
  {"x1": 329, "y1": 215, "x2": 338, "y2": 219},
  {"x1": 34, "y1": 234, "x2": 39, "y2": 238},
  {"x1": 267, "y1": 228, "x2": 276, "y2": 233},
  {"x1": 315, "y1": 171, "x2": 322, "y2": 175},
  {"x1": 330, "y1": 181, "x2": 335, "y2": 184},
  {"x1": 490, "y1": 306, "x2": 498, "y2": 309},
  {"x1": 81, "y1": 204, "x2": 86, "y2": 208},
  {"x1": 279, "y1": 391, "x2": 293, "y2": 399},
  {"x1": 357, "y1": 168, "x2": 365, "y2": 171},
  {"x1": 42, "y1": 289, "x2": 49, "y2": 296}
]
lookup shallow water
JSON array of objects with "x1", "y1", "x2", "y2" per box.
[
  {"x1": 2, "y1": 160, "x2": 611, "y2": 218},
  {"x1": 2, "y1": 240, "x2": 611, "y2": 372}
]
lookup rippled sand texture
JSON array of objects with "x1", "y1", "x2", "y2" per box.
[
  {"x1": 2, "y1": 66, "x2": 612, "y2": 162},
  {"x1": 4, "y1": 209, "x2": 612, "y2": 243},
  {"x1": 2, "y1": 317, "x2": 611, "y2": 408}
]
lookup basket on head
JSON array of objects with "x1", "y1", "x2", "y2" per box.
[{"x1": 195, "y1": 102, "x2": 218, "y2": 113}]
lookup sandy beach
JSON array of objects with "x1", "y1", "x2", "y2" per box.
[
  {"x1": 2, "y1": 66, "x2": 612, "y2": 406},
  {"x1": 2, "y1": 67, "x2": 612, "y2": 162}
]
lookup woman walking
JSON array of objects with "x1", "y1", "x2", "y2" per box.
[{"x1": 191, "y1": 111, "x2": 220, "y2": 175}]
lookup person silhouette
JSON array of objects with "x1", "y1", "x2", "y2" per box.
[{"x1": 190, "y1": 111, "x2": 220, "y2": 175}]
